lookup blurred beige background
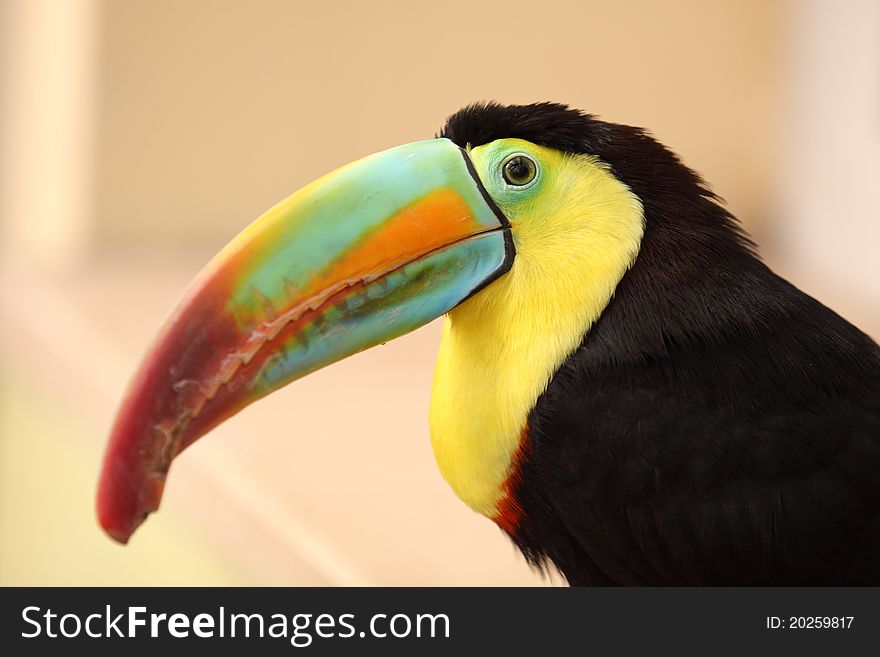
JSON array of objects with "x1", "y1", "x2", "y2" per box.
[{"x1": 1, "y1": 0, "x2": 877, "y2": 585}]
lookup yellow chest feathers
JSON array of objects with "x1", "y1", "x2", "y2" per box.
[{"x1": 429, "y1": 142, "x2": 645, "y2": 518}]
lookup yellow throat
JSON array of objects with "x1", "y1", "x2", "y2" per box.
[{"x1": 429, "y1": 139, "x2": 645, "y2": 518}]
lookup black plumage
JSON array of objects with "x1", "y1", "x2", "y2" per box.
[{"x1": 442, "y1": 102, "x2": 880, "y2": 585}]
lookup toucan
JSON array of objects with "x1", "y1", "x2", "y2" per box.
[{"x1": 97, "y1": 102, "x2": 880, "y2": 585}]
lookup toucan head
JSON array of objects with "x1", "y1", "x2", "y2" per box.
[{"x1": 98, "y1": 102, "x2": 745, "y2": 542}]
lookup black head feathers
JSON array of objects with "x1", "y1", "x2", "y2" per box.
[
  {"x1": 441, "y1": 102, "x2": 601, "y2": 153},
  {"x1": 441, "y1": 102, "x2": 754, "y2": 258},
  {"x1": 441, "y1": 102, "x2": 725, "y2": 214}
]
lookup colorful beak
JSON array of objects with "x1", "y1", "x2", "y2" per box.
[{"x1": 97, "y1": 138, "x2": 513, "y2": 543}]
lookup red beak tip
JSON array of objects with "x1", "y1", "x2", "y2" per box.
[
  {"x1": 105, "y1": 527, "x2": 132, "y2": 545},
  {"x1": 99, "y1": 512, "x2": 146, "y2": 545},
  {"x1": 97, "y1": 436, "x2": 168, "y2": 547},
  {"x1": 97, "y1": 487, "x2": 151, "y2": 546}
]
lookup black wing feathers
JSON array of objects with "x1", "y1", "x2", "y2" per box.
[{"x1": 520, "y1": 247, "x2": 880, "y2": 585}]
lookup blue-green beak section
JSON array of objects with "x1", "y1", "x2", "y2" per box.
[{"x1": 99, "y1": 138, "x2": 514, "y2": 543}]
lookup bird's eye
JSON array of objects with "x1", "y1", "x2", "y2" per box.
[{"x1": 501, "y1": 154, "x2": 537, "y2": 186}]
